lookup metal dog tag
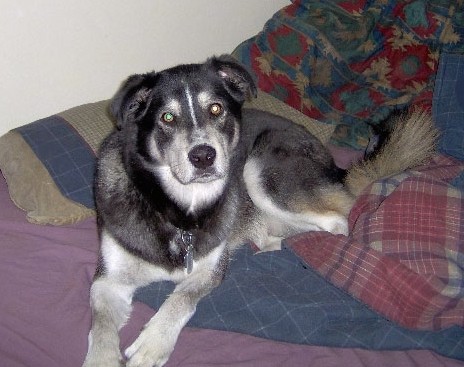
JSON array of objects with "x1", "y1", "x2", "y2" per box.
[
  {"x1": 181, "y1": 231, "x2": 194, "y2": 274},
  {"x1": 184, "y1": 245, "x2": 194, "y2": 274}
]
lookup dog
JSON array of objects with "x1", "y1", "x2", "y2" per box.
[{"x1": 83, "y1": 55, "x2": 438, "y2": 367}]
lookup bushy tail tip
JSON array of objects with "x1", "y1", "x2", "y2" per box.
[{"x1": 345, "y1": 108, "x2": 440, "y2": 197}]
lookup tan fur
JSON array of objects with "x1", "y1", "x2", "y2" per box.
[
  {"x1": 320, "y1": 188, "x2": 355, "y2": 216},
  {"x1": 289, "y1": 186, "x2": 354, "y2": 217},
  {"x1": 345, "y1": 108, "x2": 439, "y2": 197}
]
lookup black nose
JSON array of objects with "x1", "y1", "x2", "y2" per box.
[{"x1": 188, "y1": 144, "x2": 216, "y2": 169}]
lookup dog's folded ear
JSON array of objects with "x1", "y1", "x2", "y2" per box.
[
  {"x1": 110, "y1": 73, "x2": 154, "y2": 128},
  {"x1": 208, "y1": 55, "x2": 257, "y2": 104}
]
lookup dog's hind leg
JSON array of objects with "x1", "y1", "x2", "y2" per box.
[{"x1": 243, "y1": 156, "x2": 353, "y2": 244}]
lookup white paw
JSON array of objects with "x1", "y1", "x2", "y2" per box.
[
  {"x1": 82, "y1": 350, "x2": 123, "y2": 367},
  {"x1": 317, "y1": 214, "x2": 349, "y2": 236},
  {"x1": 256, "y1": 235, "x2": 283, "y2": 253},
  {"x1": 83, "y1": 331, "x2": 123, "y2": 367},
  {"x1": 327, "y1": 216, "x2": 349, "y2": 236},
  {"x1": 125, "y1": 329, "x2": 174, "y2": 367}
]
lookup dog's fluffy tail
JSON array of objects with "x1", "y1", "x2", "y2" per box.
[{"x1": 345, "y1": 108, "x2": 440, "y2": 197}]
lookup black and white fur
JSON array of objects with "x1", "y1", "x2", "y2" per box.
[{"x1": 83, "y1": 55, "x2": 438, "y2": 367}]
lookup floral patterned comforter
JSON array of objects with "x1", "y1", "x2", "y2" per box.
[{"x1": 233, "y1": 0, "x2": 464, "y2": 150}]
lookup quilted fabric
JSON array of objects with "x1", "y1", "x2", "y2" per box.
[
  {"x1": 233, "y1": 0, "x2": 464, "y2": 150},
  {"x1": 17, "y1": 116, "x2": 97, "y2": 209},
  {"x1": 285, "y1": 154, "x2": 464, "y2": 330},
  {"x1": 433, "y1": 52, "x2": 464, "y2": 163},
  {"x1": 135, "y1": 245, "x2": 464, "y2": 361},
  {"x1": 0, "y1": 101, "x2": 113, "y2": 224}
]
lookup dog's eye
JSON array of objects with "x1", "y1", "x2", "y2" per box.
[
  {"x1": 210, "y1": 103, "x2": 222, "y2": 116},
  {"x1": 161, "y1": 112, "x2": 175, "y2": 123}
]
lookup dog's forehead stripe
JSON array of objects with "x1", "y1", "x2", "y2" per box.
[{"x1": 184, "y1": 85, "x2": 199, "y2": 127}]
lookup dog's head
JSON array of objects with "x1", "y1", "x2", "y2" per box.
[{"x1": 110, "y1": 55, "x2": 257, "y2": 213}]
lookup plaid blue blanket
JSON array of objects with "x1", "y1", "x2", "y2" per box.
[{"x1": 135, "y1": 245, "x2": 464, "y2": 361}]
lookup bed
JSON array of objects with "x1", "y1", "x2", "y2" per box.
[{"x1": 1, "y1": 1, "x2": 464, "y2": 366}]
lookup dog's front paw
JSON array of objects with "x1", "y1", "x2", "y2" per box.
[
  {"x1": 82, "y1": 350, "x2": 123, "y2": 367},
  {"x1": 125, "y1": 329, "x2": 174, "y2": 367}
]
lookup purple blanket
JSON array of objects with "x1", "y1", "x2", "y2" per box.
[{"x1": 0, "y1": 174, "x2": 462, "y2": 366}]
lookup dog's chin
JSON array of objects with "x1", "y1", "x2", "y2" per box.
[
  {"x1": 174, "y1": 166, "x2": 225, "y2": 185},
  {"x1": 189, "y1": 172, "x2": 224, "y2": 184},
  {"x1": 170, "y1": 172, "x2": 227, "y2": 214}
]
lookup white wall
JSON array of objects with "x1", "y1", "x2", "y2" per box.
[{"x1": 0, "y1": 0, "x2": 289, "y2": 136}]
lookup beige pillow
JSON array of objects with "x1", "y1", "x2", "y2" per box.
[{"x1": 0, "y1": 101, "x2": 114, "y2": 225}]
